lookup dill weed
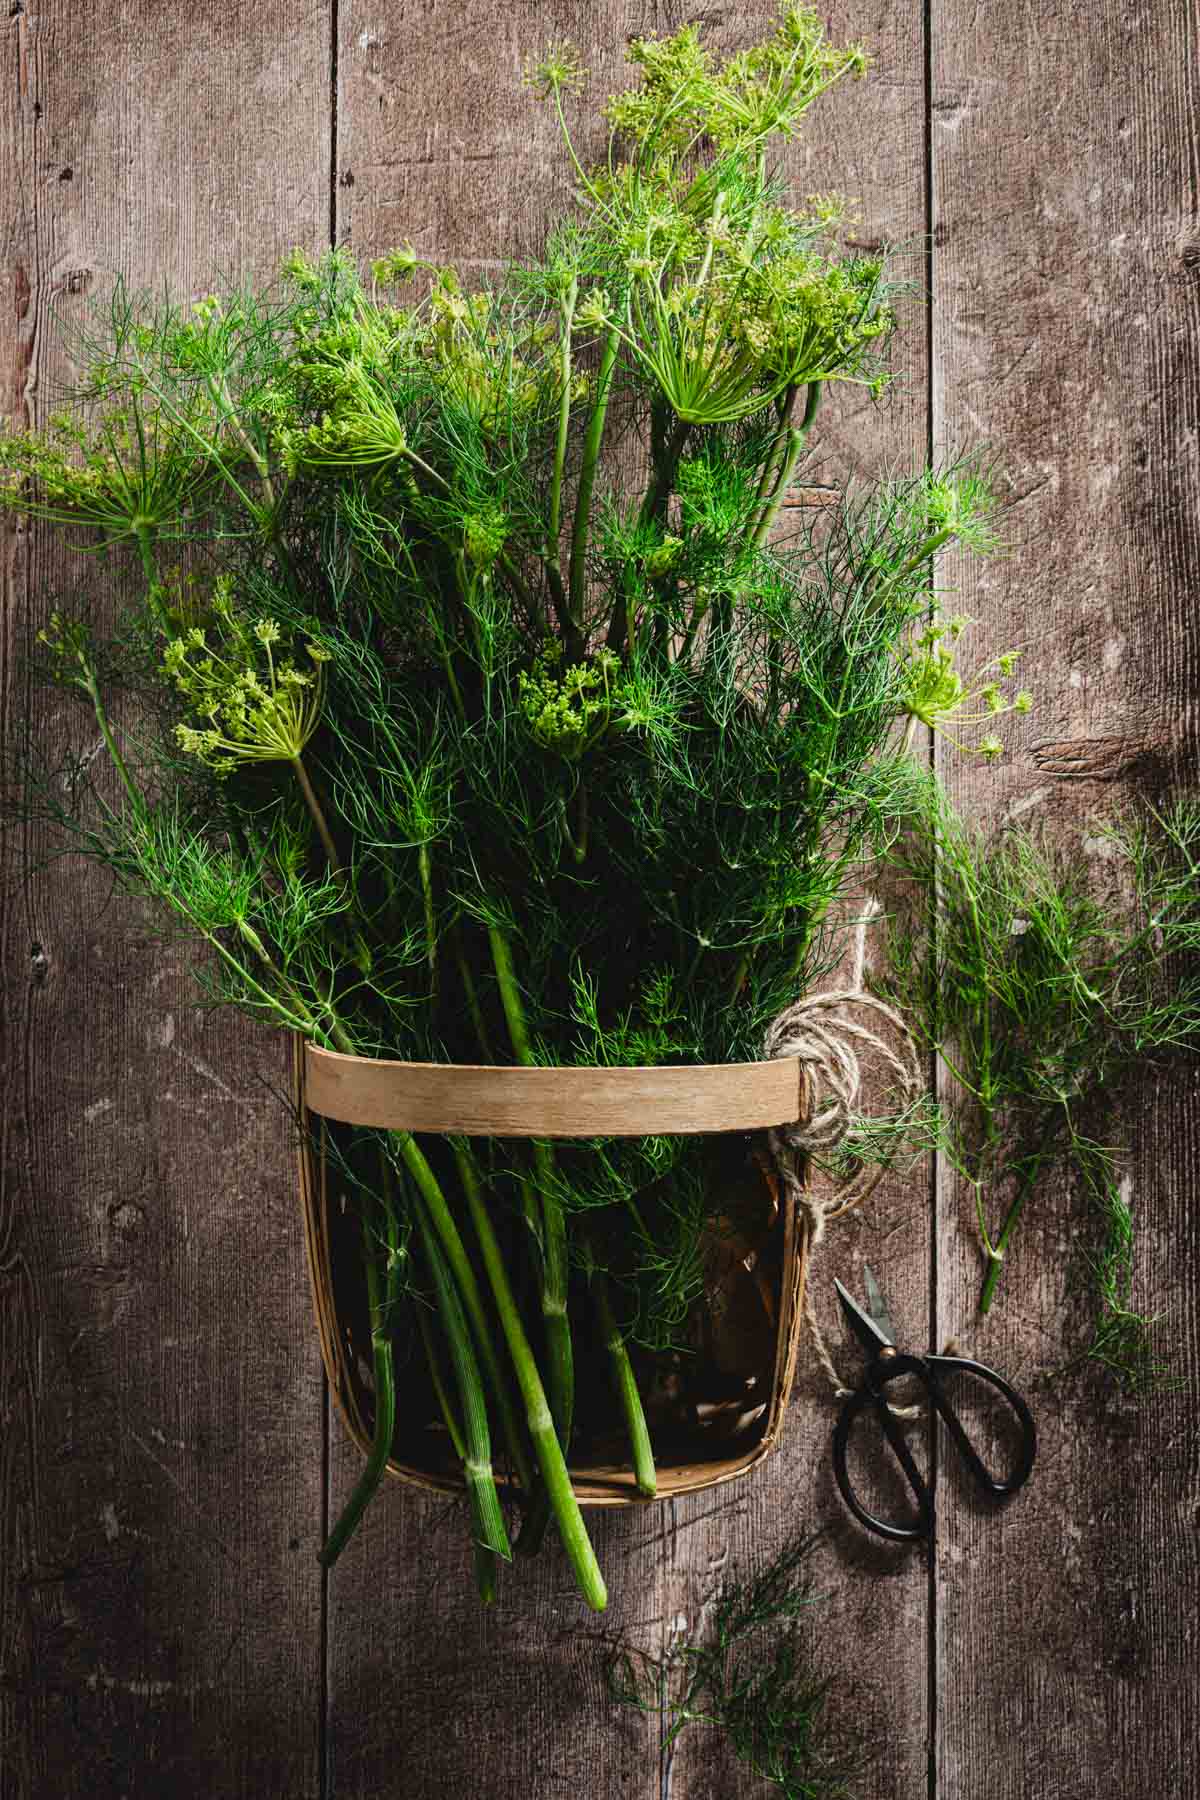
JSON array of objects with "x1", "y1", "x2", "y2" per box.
[
  {"x1": 608, "y1": 1532, "x2": 865, "y2": 1800},
  {"x1": 7, "y1": 9, "x2": 1029, "y2": 1601},
  {"x1": 884, "y1": 798, "x2": 1200, "y2": 1388}
]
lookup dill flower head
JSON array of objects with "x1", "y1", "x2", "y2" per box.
[
  {"x1": 164, "y1": 578, "x2": 330, "y2": 773},
  {"x1": 34, "y1": 610, "x2": 99, "y2": 693},
  {"x1": 898, "y1": 613, "x2": 1031, "y2": 757},
  {"x1": 604, "y1": 6, "x2": 866, "y2": 155},
  {"x1": 523, "y1": 43, "x2": 587, "y2": 100},
  {"x1": 519, "y1": 643, "x2": 620, "y2": 760},
  {"x1": 371, "y1": 243, "x2": 422, "y2": 286},
  {"x1": 463, "y1": 506, "x2": 510, "y2": 570},
  {"x1": 573, "y1": 288, "x2": 612, "y2": 333}
]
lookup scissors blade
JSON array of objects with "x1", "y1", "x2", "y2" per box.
[
  {"x1": 834, "y1": 1277, "x2": 894, "y2": 1357},
  {"x1": 862, "y1": 1264, "x2": 897, "y2": 1346}
]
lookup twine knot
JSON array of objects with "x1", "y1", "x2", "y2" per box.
[{"x1": 762, "y1": 910, "x2": 922, "y2": 1409}]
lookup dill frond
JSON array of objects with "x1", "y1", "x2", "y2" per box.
[{"x1": 608, "y1": 1532, "x2": 866, "y2": 1799}]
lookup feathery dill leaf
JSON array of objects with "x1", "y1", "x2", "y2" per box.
[
  {"x1": 608, "y1": 1532, "x2": 866, "y2": 1799},
  {"x1": 883, "y1": 795, "x2": 1200, "y2": 1387}
]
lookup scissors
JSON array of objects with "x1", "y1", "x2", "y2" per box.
[{"x1": 831, "y1": 1266, "x2": 1037, "y2": 1542}]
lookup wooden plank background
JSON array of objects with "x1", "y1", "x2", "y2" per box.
[{"x1": 2, "y1": 3, "x2": 1197, "y2": 1797}]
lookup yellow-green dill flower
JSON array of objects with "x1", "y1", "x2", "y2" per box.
[
  {"x1": 35, "y1": 611, "x2": 98, "y2": 692},
  {"x1": 371, "y1": 244, "x2": 421, "y2": 286},
  {"x1": 0, "y1": 399, "x2": 217, "y2": 544},
  {"x1": 280, "y1": 248, "x2": 320, "y2": 290},
  {"x1": 519, "y1": 644, "x2": 619, "y2": 760},
  {"x1": 524, "y1": 43, "x2": 588, "y2": 100},
  {"x1": 463, "y1": 507, "x2": 509, "y2": 570},
  {"x1": 574, "y1": 288, "x2": 612, "y2": 333},
  {"x1": 898, "y1": 614, "x2": 1030, "y2": 758},
  {"x1": 165, "y1": 600, "x2": 330, "y2": 773},
  {"x1": 643, "y1": 534, "x2": 683, "y2": 578}
]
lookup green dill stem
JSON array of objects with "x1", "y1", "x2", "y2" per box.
[
  {"x1": 82, "y1": 669, "x2": 143, "y2": 814},
  {"x1": 567, "y1": 323, "x2": 621, "y2": 650},
  {"x1": 213, "y1": 373, "x2": 277, "y2": 512},
  {"x1": 678, "y1": 587, "x2": 713, "y2": 662},
  {"x1": 728, "y1": 949, "x2": 751, "y2": 1005},
  {"x1": 320, "y1": 1211, "x2": 399, "y2": 1567},
  {"x1": 869, "y1": 525, "x2": 955, "y2": 610},
  {"x1": 979, "y1": 1122, "x2": 1064, "y2": 1313},
  {"x1": 134, "y1": 524, "x2": 169, "y2": 631},
  {"x1": 540, "y1": 1193, "x2": 573, "y2": 1439},
  {"x1": 414, "y1": 1294, "x2": 467, "y2": 1461},
  {"x1": 289, "y1": 754, "x2": 342, "y2": 882},
  {"x1": 452, "y1": 1141, "x2": 607, "y2": 1611},
  {"x1": 749, "y1": 386, "x2": 797, "y2": 523},
  {"x1": 201, "y1": 927, "x2": 321, "y2": 1036},
  {"x1": 487, "y1": 925, "x2": 574, "y2": 1447},
  {"x1": 607, "y1": 406, "x2": 691, "y2": 655},
  {"x1": 593, "y1": 1269, "x2": 656, "y2": 1497},
  {"x1": 414, "y1": 1194, "x2": 512, "y2": 1565},
  {"x1": 544, "y1": 274, "x2": 579, "y2": 630},
  {"x1": 963, "y1": 881, "x2": 996, "y2": 1136},
  {"x1": 392, "y1": 1129, "x2": 534, "y2": 1492},
  {"x1": 454, "y1": 929, "x2": 494, "y2": 1062},
  {"x1": 637, "y1": 411, "x2": 691, "y2": 532},
  {"x1": 573, "y1": 777, "x2": 589, "y2": 865},
  {"x1": 288, "y1": 754, "x2": 372, "y2": 982},
  {"x1": 418, "y1": 841, "x2": 437, "y2": 979},
  {"x1": 131, "y1": 364, "x2": 267, "y2": 525},
  {"x1": 750, "y1": 382, "x2": 821, "y2": 551}
]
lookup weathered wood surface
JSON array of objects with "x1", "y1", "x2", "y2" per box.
[
  {"x1": 1, "y1": 4, "x2": 1196, "y2": 1800},
  {"x1": 0, "y1": 5, "x2": 330, "y2": 1797},
  {"x1": 932, "y1": 1, "x2": 1200, "y2": 1795}
]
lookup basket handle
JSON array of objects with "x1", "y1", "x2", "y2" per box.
[{"x1": 302, "y1": 1043, "x2": 808, "y2": 1139}]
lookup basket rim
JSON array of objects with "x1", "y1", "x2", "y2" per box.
[{"x1": 303, "y1": 1039, "x2": 810, "y2": 1138}]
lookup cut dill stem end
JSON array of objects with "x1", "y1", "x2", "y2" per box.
[
  {"x1": 452, "y1": 1142, "x2": 607, "y2": 1610},
  {"x1": 320, "y1": 1215, "x2": 400, "y2": 1570},
  {"x1": 592, "y1": 1266, "x2": 656, "y2": 1497}
]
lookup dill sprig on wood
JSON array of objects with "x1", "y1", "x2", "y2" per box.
[
  {"x1": 608, "y1": 1532, "x2": 865, "y2": 1799},
  {"x1": 883, "y1": 796, "x2": 1200, "y2": 1387}
]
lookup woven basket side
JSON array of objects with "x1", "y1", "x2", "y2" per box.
[{"x1": 294, "y1": 1038, "x2": 810, "y2": 1505}]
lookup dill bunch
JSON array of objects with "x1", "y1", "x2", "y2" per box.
[
  {"x1": 884, "y1": 796, "x2": 1200, "y2": 1387},
  {"x1": 3, "y1": 8, "x2": 1014, "y2": 1605},
  {"x1": 608, "y1": 1532, "x2": 865, "y2": 1799}
]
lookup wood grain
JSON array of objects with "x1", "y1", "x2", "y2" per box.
[
  {"x1": 0, "y1": 6, "x2": 330, "y2": 1796},
  {"x1": 932, "y1": 0, "x2": 1200, "y2": 1794}
]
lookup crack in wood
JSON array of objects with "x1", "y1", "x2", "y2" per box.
[{"x1": 1030, "y1": 735, "x2": 1151, "y2": 779}]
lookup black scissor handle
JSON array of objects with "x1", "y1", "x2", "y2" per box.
[
  {"x1": 832, "y1": 1352, "x2": 1037, "y2": 1542},
  {"x1": 923, "y1": 1354, "x2": 1037, "y2": 1497},
  {"x1": 832, "y1": 1352, "x2": 935, "y2": 1542}
]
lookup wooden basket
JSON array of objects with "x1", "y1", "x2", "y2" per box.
[{"x1": 295, "y1": 1039, "x2": 812, "y2": 1505}]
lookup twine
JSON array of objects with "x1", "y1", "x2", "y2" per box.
[{"x1": 763, "y1": 904, "x2": 923, "y2": 1411}]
